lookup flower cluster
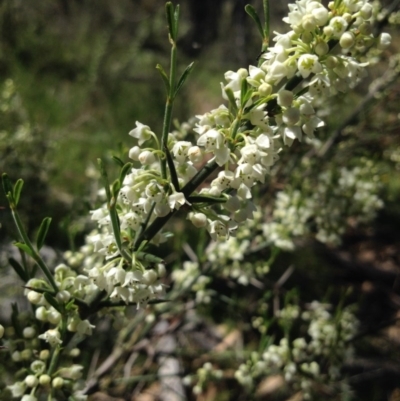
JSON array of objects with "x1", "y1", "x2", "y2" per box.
[
  {"x1": 87, "y1": 0, "x2": 390, "y2": 255},
  {"x1": 235, "y1": 301, "x2": 358, "y2": 399},
  {"x1": 263, "y1": 158, "x2": 384, "y2": 248}
]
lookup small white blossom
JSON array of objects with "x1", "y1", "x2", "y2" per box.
[
  {"x1": 129, "y1": 121, "x2": 155, "y2": 145},
  {"x1": 38, "y1": 329, "x2": 62, "y2": 346}
]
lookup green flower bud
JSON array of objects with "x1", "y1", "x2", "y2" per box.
[
  {"x1": 39, "y1": 374, "x2": 51, "y2": 386},
  {"x1": 52, "y1": 377, "x2": 64, "y2": 389},
  {"x1": 39, "y1": 349, "x2": 50, "y2": 360}
]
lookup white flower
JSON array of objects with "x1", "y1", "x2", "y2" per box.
[
  {"x1": 378, "y1": 32, "x2": 391, "y2": 49},
  {"x1": 298, "y1": 54, "x2": 322, "y2": 78},
  {"x1": 197, "y1": 129, "x2": 230, "y2": 166},
  {"x1": 168, "y1": 190, "x2": 187, "y2": 210},
  {"x1": 329, "y1": 16, "x2": 348, "y2": 38},
  {"x1": 8, "y1": 381, "x2": 26, "y2": 397},
  {"x1": 129, "y1": 121, "x2": 155, "y2": 145},
  {"x1": 59, "y1": 364, "x2": 84, "y2": 380},
  {"x1": 76, "y1": 320, "x2": 95, "y2": 336},
  {"x1": 239, "y1": 144, "x2": 260, "y2": 165},
  {"x1": 38, "y1": 329, "x2": 62, "y2": 346},
  {"x1": 171, "y1": 141, "x2": 192, "y2": 164},
  {"x1": 208, "y1": 218, "x2": 236, "y2": 241},
  {"x1": 223, "y1": 68, "x2": 248, "y2": 96},
  {"x1": 283, "y1": 126, "x2": 302, "y2": 145},
  {"x1": 277, "y1": 90, "x2": 294, "y2": 107}
]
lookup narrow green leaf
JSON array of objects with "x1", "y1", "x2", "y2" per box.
[
  {"x1": 156, "y1": 64, "x2": 171, "y2": 93},
  {"x1": 165, "y1": 2, "x2": 175, "y2": 40},
  {"x1": 13, "y1": 179, "x2": 24, "y2": 206},
  {"x1": 164, "y1": 145, "x2": 180, "y2": 191},
  {"x1": 223, "y1": 88, "x2": 238, "y2": 114},
  {"x1": 111, "y1": 180, "x2": 121, "y2": 198},
  {"x1": 24, "y1": 285, "x2": 53, "y2": 294},
  {"x1": 136, "y1": 252, "x2": 165, "y2": 264},
  {"x1": 112, "y1": 156, "x2": 124, "y2": 168},
  {"x1": 240, "y1": 78, "x2": 250, "y2": 108},
  {"x1": 98, "y1": 158, "x2": 112, "y2": 203},
  {"x1": 119, "y1": 162, "x2": 133, "y2": 185},
  {"x1": 9, "y1": 257, "x2": 29, "y2": 281},
  {"x1": 263, "y1": 0, "x2": 270, "y2": 48},
  {"x1": 36, "y1": 217, "x2": 52, "y2": 251},
  {"x1": 173, "y1": 4, "x2": 180, "y2": 40},
  {"x1": 187, "y1": 195, "x2": 227, "y2": 204},
  {"x1": 174, "y1": 62, "x2": 195, "y2": 98},
  {"x1": 44, "y1": 292, "x2": 62, "y2": 313},
  {"x1": 2, "y1": 173, "x2": 13, "y2": 201},
  {"x1": 11, "y1": 303, "x2": 23, "y2": 338},
  {"x1": 245, "y1": 5, "x2": 264, "y2": 39},
  {"x1": 14, "y1": 242, "x2": 34, "y2": 258}
]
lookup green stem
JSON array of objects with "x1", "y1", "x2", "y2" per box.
[
  {"x1": 134, "y1": 159, "x2": 218, "y2": 248},
  {"x1": 98, "y1": 159, "x2": 132, "y2": 264},
  {"x1": 47, "y1": 345, "x2": 61, "y2": 376},
  {"x1": 262, "y1": 0, "x2": 270, "y2": 53},
  {"x1": 160, "y1": 38, "x2": 178, "y2": 180},
  {"x1": 11, "y1": 206, "x2": 58, "y2": 293}
]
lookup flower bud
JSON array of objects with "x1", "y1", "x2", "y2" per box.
[
  {"x1": 323, "y1": 26, "x2": 334, "y2": 37},
  {"x1": 12, "y1": 350, "x2": 22, "y2": 362},
  {"x1": 188, "y1": 146, "x2": 203, "y2": 163},
  {"x1": 52, "y1": 377, "x2": 64, "y2": 389},
  {"x1": 21, "y1": 349, "x2": 33, "y2": 360},
  {"x1": 56, "y1": 290, "x2": 71, "y2": 304},
  {"x1": 35, "y1": 306, "x2": 48, "y2": 322},
  {"x1": 360, "y1": 3, "x2": 373, "y2": 20},
  {"x1": 314, "y1": 40, "x2": 329, "y2": 56},
  {"x1": 312, "y1": 6, "x2": 329, "y2": 25},
  {"x1": 143, "y1": 270, "x2": 158, "y2": 285},
  {"x1": 129, "y1": 146, "x2": 141, "y2": 161},
  {"x1": 258, "y1": 82, "x2": 272, "y2": 96},
  {"x1": 22, "y1": 327, "x2": 36, "y2": 339},
  {"x1": 156, "y1": 263, "x2": 166, "y2": 278},
  {"x1": 25, "y1": 374, "x2": 38, "y2": 387},
  {"x1": 47, "y1": 310, "x2": 61, "y2": 325},
  {"x1": 325, "y1": 55, "x2": 338, "y2": 69},
  {"x1": 138, "y1": 150, "x2": 155, "y2": 165},
  {"x1": 69, "y1": 348, "x2": 81, "y2": 358},
  {"x1": 189, "y1": 212, "x2": 208, "y2": 228},
  {"x1": 343, "y1": 13, "x2": 352, "y2": 23},
  {"x1": 0, "y1": 324, "x2": 4, "y2": 339},
  {"x1": 302, "y1": 15, "x2": 316, "y2": 32},
  {"x1": 40, "y1": 350, "x2": 50, "y2": 360},
  {"x1": 340, "y1": 32, "x2": 355, "y2": 49},
  {"x1": 378, "y1": 32, "x2": 391, "y2": 49},
  {"x1": 277, "y1": 90, "x2": 293, "y2": 107},
  {"x1": 27, "y1": 291, "x2": 42, "y2": 305},
  {"x1": 39, "y1": 374, "x2": 51, "y2": 386}
]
